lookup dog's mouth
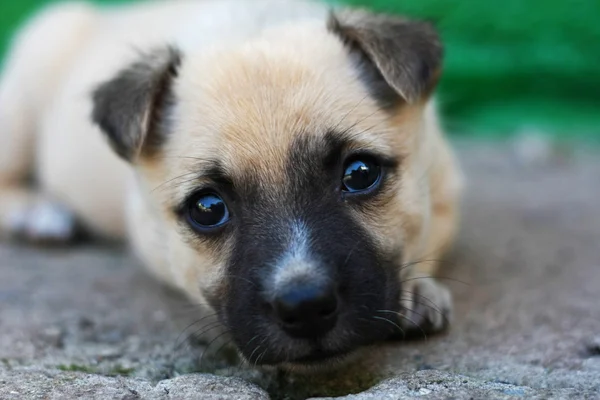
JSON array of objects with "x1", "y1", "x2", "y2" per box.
[
  {"x1": 232, "y1": 318, "x2": 387, "y2": 367},
  {"x1": 291, "y1": 347, "x2": 352, "y2": 364},
  {"x1": 223, "y1": 286, "x2": 400, "y2": 366},
  {"x1": 250, "y1": 341, "x2": 356, "y2": 368}
]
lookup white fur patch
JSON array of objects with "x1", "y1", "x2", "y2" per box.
[{"x1": 270, "y1": 221, "x2": 325, "y2": 292}]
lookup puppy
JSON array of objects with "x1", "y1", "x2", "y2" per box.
[{"x1": 0, "y1": 0, "x2": 463, "y2": 367}]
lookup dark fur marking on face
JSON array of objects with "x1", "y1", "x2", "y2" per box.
[
  {"x1": 91, "y1": 46, "x2": 182, "y2": 162},
  {"x1": 173, "y1": 160, "x2": 238, "y2": 251},
  {"x1": 328, "y1": 9, "x2": 443, "y2": 105},
  {"x1": 322, "y1": 130, "x2": 400, "y2": 173},
  {"x1": 172, "y1": 159, "x2": 232, "y2": 215},
  {"x1": 210, "y1": 130, "x2": 402, "y2": 365}
]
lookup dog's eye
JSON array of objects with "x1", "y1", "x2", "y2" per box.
[
  {"x1": 187, "y1": 192, "x2": 230, "y2": 229},
  {"x1": 342, "y1": 158, "x2": 381, "y2": 193}
]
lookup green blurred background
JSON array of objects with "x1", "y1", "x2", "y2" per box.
[{"x1": 1, "y1": 0, "x2": 599, "y2": 140}]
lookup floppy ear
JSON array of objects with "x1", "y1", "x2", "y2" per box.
[
  {"x1": 328, "y1": 9, "x2": 443, "y2": 106},
  {"x1": 91, "y1": 46, "x2": 181, "y2": 162}
]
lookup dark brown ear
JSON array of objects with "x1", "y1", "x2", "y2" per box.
[
  {"x1": 91, "y1": 46, "x2": 181, "y2": 162},
  {"x1": 328, "y1": 9, "x2": 443, "y2": 105}
]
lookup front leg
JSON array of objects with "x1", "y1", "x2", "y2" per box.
[
  {"x1": 0, "y1": 187, "x2": 79, "y2": 245},
  {"x1": 394, "y1": 160, "x2": 461, "y2": 338},
  {"x1": 394, "y1": 199, "x2": 458, "y2": 338},
  {"x1": 397, "y1": 270, "x2": 452, "y2": 338}
]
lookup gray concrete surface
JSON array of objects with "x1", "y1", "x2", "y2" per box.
[{"x1": 1, "y1": 141, "x2": 599, "y2": 399}]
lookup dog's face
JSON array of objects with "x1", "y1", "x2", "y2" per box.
[{"x1": 92, "y1": 9, "x2": 442, "y2": 366}]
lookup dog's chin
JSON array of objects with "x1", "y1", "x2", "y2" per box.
[
  {"x1": 240, "y1": 341, "x2": 367, "y2": 372},
  {"x1": 278, "y1": 348, "x2": 365, "y2": 373}
]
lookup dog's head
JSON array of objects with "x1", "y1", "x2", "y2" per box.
[{"x1": 92, "y1": 7, "x2": 442, "y2": 367}]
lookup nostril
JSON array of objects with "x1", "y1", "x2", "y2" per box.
[
  {"x1": 280, "y1": 314, "x2": 299, "y2": 325},
  {"x1": 319, "y1": 301, "x2": 337, "y2": 317},
  {"x1": 317, "y1": 291, "x2": 338, "y2": 317}
]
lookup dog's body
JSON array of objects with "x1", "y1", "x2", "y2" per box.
[{"x1": 0, "y1": 0, "x2": 463, "y2": 366}]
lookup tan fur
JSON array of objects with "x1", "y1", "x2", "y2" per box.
[{"x1": 0, "y1": 0, "x2": 463, "y2": 344}]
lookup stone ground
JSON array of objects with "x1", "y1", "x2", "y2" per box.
[{"x1": 1, "y1": 140, "x2": 599, "y2": 399}]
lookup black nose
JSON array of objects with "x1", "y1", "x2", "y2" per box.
[{"x1": 272, "y1": 282, "x2": 339, "y2": 338}]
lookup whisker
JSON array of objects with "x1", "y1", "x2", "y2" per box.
[
  {"x1": 216, "y1": 274, "x2": 257, "y2": 288},
  {"x1": 399, "y1": 296, "x2": 447, "y2": 321},
  {"x1": 400, "y1": 276, "x2": 471, "y2": 286},
  {"x1": 372, "y1": 315, "x2": 405, "y2": 339},
  {"x1": 331, "y1": 94, "x2": 370, "y2": 133},
  {"x1": 347, "y1": 116, "x2": 395, "y2": 141},
  {"x1": 402, "y1": 293, "x2": 451, "y2": 328},
  {"x1": 189, "y1": 320, "x2": 225, "y2": 341},
  {"x1": 176, "y1": 320, "x2": 224, "y2": 351},
  {"x1": 159, "y1": 174, "x2": 204, "y2": 196},
  {"x1": 162, "y1": 155, "x2": 206, "y2": 162},
  {"x1": 169, "y1": 310, "x2": 215, "y2": 321},
  {"x1": 168, "y1": 302, "x2": 214, "y2": 311},
  {"x1": 199, "y1": 330, "x2": 231, "y2": 370},
  {"x1": 398, "y1": 257, "x2": 464, "y2": 276},
  {"x1": 249, "y1": 336, "x2": 269, "y2": 368},
  {"x1": 342, "y1": 108, "x2": 394, "y2": 139},
  {"x1": 396, "y1": 312, "x2": 428, "y2": 340},
  {"x1": 376, "y1": 309, "x2": 428, "y2": 339},
  {"x1": 242, "y1": 335, "x2": 260, "y2": 351},
  {"x1": 342, "y1": 239, "x2": 362, "y2": 268},
  {"x1": 211, "y1": 338, "x2": 236, "y2": 365},
  {"x1": 248, "y1": 345, "x2": 262, "y2": 367},
  {"x1": 173, "y1": 313, "x2": 219, "y2": 349},
  {"x1": 151, "y1": 171, "x2": 199, "y2": 193},
  {"x1": 402, "y1": 291, "x2": 444, "y2": 310},
  {"x1": 256, "y1": 348, "x2": 268, "y2": 365}
]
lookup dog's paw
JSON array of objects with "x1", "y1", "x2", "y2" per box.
[
  {"x1": 397, "y1": 276, "x2": 452, "y2": 339},
  {"x1": 5, "y1": 200, "x2": 78, "y2": 245}
]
